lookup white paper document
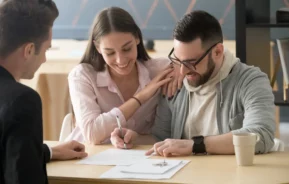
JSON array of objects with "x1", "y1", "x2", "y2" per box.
[
  {"x1": 120, "y1": 159, "x2": 183, "y2": 174},
  {"x1": 99, "y1": 159, "x2": 190, "y2": 180},
  {"x1": 77, "y1": 149, "x2": 150, "y2": 166}
]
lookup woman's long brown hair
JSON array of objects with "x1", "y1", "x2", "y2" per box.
[{"x1": 71, "y1": 7, "x2": 151, "y2": 128}]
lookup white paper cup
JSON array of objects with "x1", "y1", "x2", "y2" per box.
[{"x1": 233, "y1": 133, "x2": 260, "y2": 166}]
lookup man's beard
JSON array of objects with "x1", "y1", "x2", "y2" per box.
[{"x1": 186, "y1": 53, "x2": 215, "y2": 87}]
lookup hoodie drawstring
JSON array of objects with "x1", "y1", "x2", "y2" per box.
[{"x1": 219, "y1": 72, "x2": 223, "y2": 108}]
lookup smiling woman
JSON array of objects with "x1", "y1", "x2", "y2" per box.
[
  {"x1": 65, "y1": 7, "x2": 181, "y2": 147},
  {"x1": 95, "y1": 32, "x2": 140, "y2": 78}
]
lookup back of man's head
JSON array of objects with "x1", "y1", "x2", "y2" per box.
[
  {"x1": 173, "y1": 10, "x2": 223, "y2": 49},
  {"x1": 0, "y1": 0, "x2": 59, "y2": 58}
]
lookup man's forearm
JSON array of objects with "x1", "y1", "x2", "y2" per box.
[{"x1": 204, "y1": 132, "x2": 235, "y2": 155}]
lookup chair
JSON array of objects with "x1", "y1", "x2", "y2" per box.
[
  {"x1": 59, "y1": 113, "x2": 74, "y2": 142},
  {"x1": 270, "y1": 138, "x2": 285, "y2": 152}
]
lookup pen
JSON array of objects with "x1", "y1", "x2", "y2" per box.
[{"x1": 116, "y1": 116, "x2": 127, "y2": 149}]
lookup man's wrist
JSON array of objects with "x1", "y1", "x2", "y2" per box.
[
  {"x1": 48, "y1": 146, "x2": 53, "y2": 160},
  {"x1": 51, "y1": 146, "x2": 61, "y2": 160},
  {"x1": 203, "y1": 136, "x2": 211, "y2": 154}
]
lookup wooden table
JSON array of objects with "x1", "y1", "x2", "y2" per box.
[{"x1": 46, "y1": 141, "x2": 289, "y2": 184}]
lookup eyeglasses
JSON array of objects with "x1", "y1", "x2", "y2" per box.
[{"x1": 168, "y1": 41, "x2": 221, "y2": 70}]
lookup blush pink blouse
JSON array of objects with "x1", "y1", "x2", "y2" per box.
[{"x1": 65, "y1": 58, "x2": 170, "y2": 144}]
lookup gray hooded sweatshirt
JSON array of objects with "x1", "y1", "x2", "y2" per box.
[{"x1": 152, "y1": 55, "x2": 276, "y2": 154}]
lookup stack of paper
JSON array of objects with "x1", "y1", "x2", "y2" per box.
[
  {"x1": 100, "y1": 159, "x2": 190, "y2": 180},
  {"x1": 77, "y1": 149, "x2": 190, "y2": 180}
]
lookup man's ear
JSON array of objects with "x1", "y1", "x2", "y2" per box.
[
  {"x1": 93, "y1": 40, "x2": 101, "y2": 54},
  {"x1": 24, "y1": 43, "x2": 35, "y2": 59},
  {"x1": 214, "y1": 43, "x2": 224, "y2": 59}
]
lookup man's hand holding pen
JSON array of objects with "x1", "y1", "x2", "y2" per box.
[{"x1": 110, "y1": 127, "x2": 139, "y2": 149}]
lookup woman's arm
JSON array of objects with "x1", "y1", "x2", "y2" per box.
[{"x1": 69, "y1": 65, "x2": 173, "y2": 144}]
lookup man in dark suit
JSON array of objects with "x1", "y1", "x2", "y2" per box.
[{"x1": 0, "y1": 0, "x2": 87, "y2": 183}]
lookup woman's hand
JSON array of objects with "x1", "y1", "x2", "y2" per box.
[
  {"x1": 162, "y1": 63, "x2": 184, "y2": 100},
  {"x1": 110, "y1": 128, "x2": 138, "y2": 149},
  {"x1": 135, "y1": 66, "x2": 174, "y2": 104}
]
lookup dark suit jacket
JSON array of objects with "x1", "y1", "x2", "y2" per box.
[{"x1": 0, "y1": 66, "x2": 50, "y2": 184}]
